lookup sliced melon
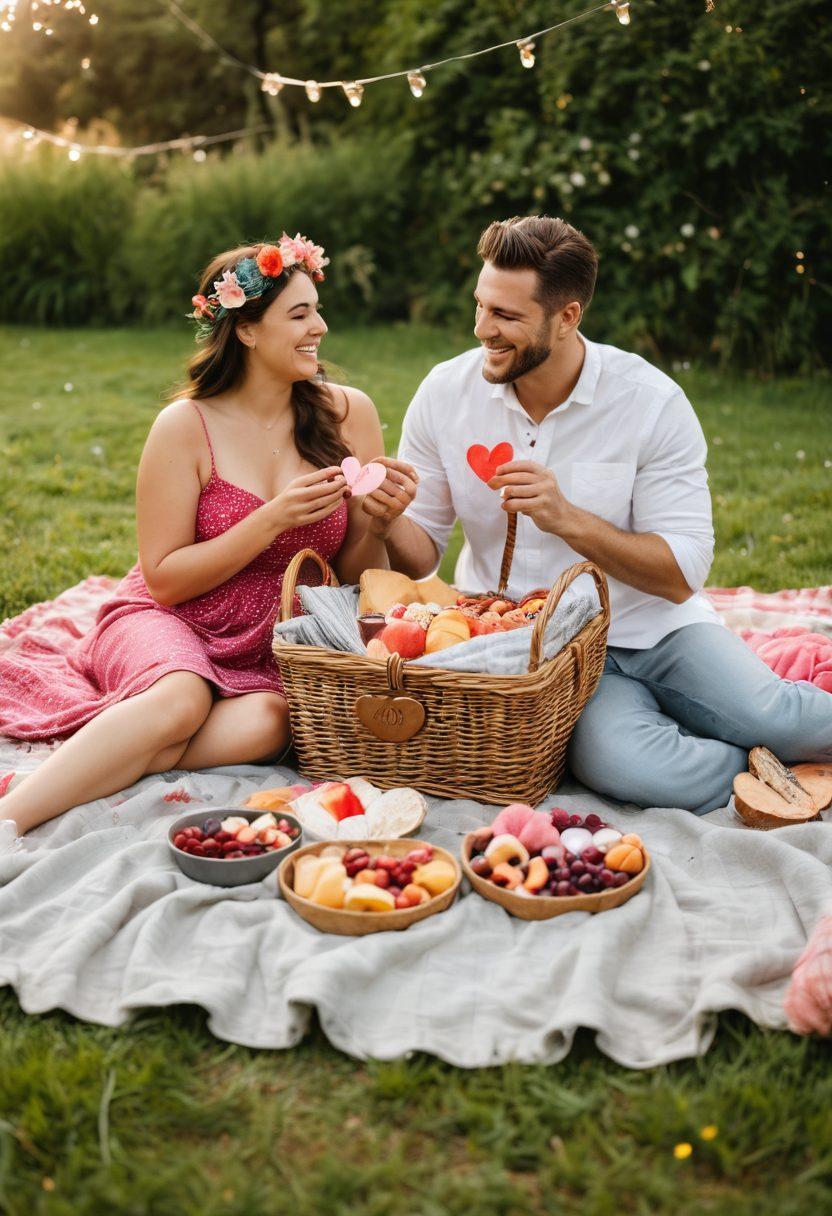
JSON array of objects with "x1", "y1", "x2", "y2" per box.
[{"x1": 733, "y1": 772, "x2": 819, "y2": 830}]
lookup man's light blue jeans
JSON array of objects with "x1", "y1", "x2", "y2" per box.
[{"x1": 568, "y1": 623, "x2": 832, "y2": 814}]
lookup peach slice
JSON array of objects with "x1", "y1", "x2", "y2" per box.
[
  {"x1": 344, "y1": 883, "x2": 396, "y2": 912},
  {"x1": 295, "y1": 855, "x2": 340, "y2": 900},
  {"x1": 485, "y1": 833, "x2": 530, "y2": 867},
  {"x1": 523, "y1": 856, "x2": 549, "y2": 893},
  {"x1": 490, "y1": 862, "x2": 523, "y2": 889},
  {"x1": 411, "y1": 859, "x2": 456, "y2": 895}
]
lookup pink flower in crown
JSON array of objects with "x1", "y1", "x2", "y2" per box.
[
  {"x1": 213, "y1": 270, "x2": 246, "y2": 309},
  {"x1": 279, "y1": 232, "x2": 329, "y2": 275}
]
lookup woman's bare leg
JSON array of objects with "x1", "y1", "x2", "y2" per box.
[
  {"x1": 2, "y1": 672, "x2": 213, "y2": 835},
  {"x1": 160, "y1": 691, "x2": 291, "y2": 770}
]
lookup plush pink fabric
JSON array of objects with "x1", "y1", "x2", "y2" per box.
[
  {"x1": 736, "y1": 627, "x2": 832, "y2": 694},
  {"x1": 783, "y1": 914, "x2": 832, "y2": 1036}
]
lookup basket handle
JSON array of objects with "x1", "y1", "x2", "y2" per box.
[
  {"x1": 496, "y1": 513, "x2": 518, "y2": 597},
  {"x1": 527, "y1": 561, "x2": 609, "y2": 674},
  {"x1": 279, "y1": 547, "x2": 339, "y2": 623}
]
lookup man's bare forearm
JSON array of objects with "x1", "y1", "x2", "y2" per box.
[
  {"x1": 378, "y1": 514, "x2": 440, "y2": 581},
  {"x1": 555, "y1": 504, "x2": 692, "y2": 603}
]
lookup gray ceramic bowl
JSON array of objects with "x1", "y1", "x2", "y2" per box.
[{"x1": 168, "y1": 807, "x2": 303, "y2": 887}]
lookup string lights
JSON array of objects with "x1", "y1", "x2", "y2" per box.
[
  {"x1": 7, "y1": 0, "x2": 636, "y2": 160},
  {"x1": 165, "y1": 0, "x2": 632, "y2": 107},
  {"x1": 1, "y1": 0, "x2": 98, "y2": 35},
  {"x1": 13, "y1": 121, "x2": 275, "y2": 160}
]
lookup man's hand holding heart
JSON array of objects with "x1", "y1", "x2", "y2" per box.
[
  {"x1": 360, "y1": 456, "x2": 420, "y2": 538},
  {"x1": 491, "y1": 459, "x2": 576, "y2": 538}
]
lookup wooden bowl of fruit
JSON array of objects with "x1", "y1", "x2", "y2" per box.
[
  {"x1": 460, "y1": 804, "x2": 651, "y2": 920},
  {"x1": 278, "y1": 839, "x2": 461, "y2": 935},
  {"x1": 168, "y1": 808, "x2": 302, "y2": 887}
]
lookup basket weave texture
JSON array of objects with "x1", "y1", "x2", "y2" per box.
[{"x1": 273, "y1": 550, "x2": 609, "y2": 806}]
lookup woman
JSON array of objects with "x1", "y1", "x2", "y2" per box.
[{"x1": 0, "y1": 234, "x2": 418, "y2": 843}]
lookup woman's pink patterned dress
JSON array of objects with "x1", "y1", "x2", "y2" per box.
[{"x1": 0, "y1": 403, "x2": 348, "y2": 740}]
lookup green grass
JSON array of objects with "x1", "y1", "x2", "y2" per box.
[{"x1": 1, "y1": 325, "x2": 831, "y2": 1215}]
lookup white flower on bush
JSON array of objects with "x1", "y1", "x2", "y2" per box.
[
  {"x1": 569, "y1": 171, "x2": 586, "y2": 187},
  {"x1": 578, "y1": 136, "x2": 593, "y2": 151},
  {"x1": 680, "y1": 222, "x2": 696, "y2": 238},
  {"x1": 627, "y1": 148, "x2": 640, "y2": 160},
  {"x1": 625, "y1": 224, "x2": 639, "y2": 239},
  {"x1": 629, "y1": 132, "x2": 642, "y2": 144}
]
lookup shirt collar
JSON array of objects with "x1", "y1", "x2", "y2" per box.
[{"x1": 488, "y1": 333, "x2": 601, "y2": 418}]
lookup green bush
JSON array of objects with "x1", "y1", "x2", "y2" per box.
[
  {"x1": 120, "y1": 134, "x2": 412, "y2": 325},
  {"x1": 0, "y1": 150, "x2": 135, "y2": 325}
]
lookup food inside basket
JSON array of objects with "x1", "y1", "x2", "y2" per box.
[
  {"x1": 361, "y1": 589, "x2": 551, "y2": 661},
  {"x1": 468, "y1": 803, "x2": 645, "y2": 898},
  {"x1": 293, "y1": 841, "x2": 456, "y2": 911}
]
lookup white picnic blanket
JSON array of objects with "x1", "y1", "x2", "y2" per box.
[{"x1": 1, "y1": 751, "x2": 830, "y2": 1068}]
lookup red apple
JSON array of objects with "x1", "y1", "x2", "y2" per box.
[{"x1": 377, "y1": 620, "x2": 427, "y2": 659}]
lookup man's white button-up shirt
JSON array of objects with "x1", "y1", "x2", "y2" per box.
[{"x1": 397, "y1": 336, "x2": 719, "y2": 649}]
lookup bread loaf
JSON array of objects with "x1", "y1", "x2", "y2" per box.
[{"x1": 733, "y1": 771, "x2": 819, "y2": 830}]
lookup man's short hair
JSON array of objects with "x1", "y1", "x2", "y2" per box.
[{"x1": 477, "y1": 215, "x2": 599, "y2": 315}]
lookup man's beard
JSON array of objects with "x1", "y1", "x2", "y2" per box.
[{"x1": 481, "y1": 334, "x2": 551, "y2": 384}]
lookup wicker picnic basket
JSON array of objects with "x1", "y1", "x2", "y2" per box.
[{"x1": 273, "y1": 539, "x2": 609, "y2": 806}]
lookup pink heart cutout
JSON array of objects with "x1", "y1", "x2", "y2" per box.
[{"x1": 341, "y1": 457, "x2": 387, "y2": 496}]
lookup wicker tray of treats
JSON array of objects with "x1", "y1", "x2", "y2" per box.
[
  {"x1": 460, "y1": 831, "x2": 650, "y2": 921},
  {"x1": 273, "y1": 530, "x2": 610, "y2": 806},
  {"x1": 278, "y1": 838, "x2": 461, "y2": 935}
]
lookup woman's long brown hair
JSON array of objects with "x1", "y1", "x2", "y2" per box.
[{"x1": 174, "y1": 243, "x2": 352, "y2": 468}]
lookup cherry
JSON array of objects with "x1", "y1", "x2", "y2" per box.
[
  {"x1": 173, "y1": 833, "x2": 188, "y2": 850},
  {"x1": 584, "y1": 814, "x2": 603, "y2": 831},
  {"x1": 550, "y1": 807, "x2": 571, "y2": 830}
]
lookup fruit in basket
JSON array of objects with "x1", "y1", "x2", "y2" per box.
[
  {"x1": 377, "y1": 619, "x2": 427, "y2": 659},
  {"x1": 310, "y1": 863, "x2": 348, "y2": 908},
  {"x1": 485, "y1": 834, "x2": 530, "y2": 867},
  {"x1": 295, "y1": 855, "x2": 336, "y2": 899},
  {"x1": 518, "y1": 813, "x2": 563, "y2": 853},
  {"x1": 397, "y1": 883, "x2": 430, "y2": 908},
  {"x1": 344, "y1": 883, "x2": 396, "y2": 912},
  {"x1": 412, "y1": 859, "x2": 457, "y2": 895},
  {"x1": 425, "y1": 609, "x2": 471, "y2": 654}
]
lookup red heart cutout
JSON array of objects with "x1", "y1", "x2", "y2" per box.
[{"x1": 466, "y1": 442, "x2": 514, "y2": 484}]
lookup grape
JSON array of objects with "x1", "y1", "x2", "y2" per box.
[
  {"x1": 612, "y1": 872, "x2": 630, "y2": 888},
  {"x1": 569, "y1": 860, "x2": 586, "y2": 877},
  {"x1": 555, "y1": 881, "x2": 572, "y2": 897},
  {"x1": 577, "y1": 873, "x2": 595, "y2": 892},
  {"x1": 582, "y1": 846, "x2": 603, "y2": 866}
]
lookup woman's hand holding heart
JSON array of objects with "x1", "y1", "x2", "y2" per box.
[
  {"x1": 491, "y1": 460, "x2": 575, "y2": 537},
  {"x1": 360, "y1": 457, "x2": 420, "y2": 538}
]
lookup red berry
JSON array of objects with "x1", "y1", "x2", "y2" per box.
[
  {"x1": 568, "y1": 814, "x2": 583, "y2": 828},
  {"x1": 550, "y1": 807, "x2": 571, "y2": 830},
  {"x1": 222, "y1": 841, "x2": 240, "y2": 854},
  {"x1": 373, "y1": 870, "x2": 390, "y2": 889},
  {"x1": 190, "y1": 842, "x2": 205, "y2": 856},
  {"x1": 585, "y1": 814, "x2": 603, "y2": 831},
  {"x1": 173, "y1": 833, "x2": 188, "y2": 849},
  {"x1": 202, "y1": 840, "x2": 221, "y2": 857}
]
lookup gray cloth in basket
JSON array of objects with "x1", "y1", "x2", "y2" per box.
[{"x1": 273, "y1": 576, "x2": 602, "y2": 675}]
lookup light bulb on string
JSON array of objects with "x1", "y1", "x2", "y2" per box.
[
  {"x1": 610, "y1": 1, "x2": 631, "y2": 26},
  {"x1": 342, "y1": 81, "x2": 364, "y2": 108},
  {"x1": 517, "y1": 40, "x2": 535, "y2": 69},
  {"x1": 407, "y1": 70, "x2": 427, "y2": 97},
  {"x1": 305, "y1": 80, "x2": 322, "y2": 103},
  {"x1": 261, "y1": 73, "x2": 284, "y2": 96}
]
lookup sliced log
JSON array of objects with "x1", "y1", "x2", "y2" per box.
[
  {"x1": 748, "y1": 746, "x2": 816, "y2": 812},
  {"x1": 791, "y1": 763, "x2": 832, "y2": 812},
  {"x1": 733, "y1": 772, "x2": 819, "y2": 830}
]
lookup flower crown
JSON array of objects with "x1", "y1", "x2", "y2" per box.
[{"x1": 190, "y1": 232, "x2": 329, "y2": 338}]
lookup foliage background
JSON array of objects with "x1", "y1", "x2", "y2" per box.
[{"x1": 0, "y1": 0, "x2": 829, "y2": 368}]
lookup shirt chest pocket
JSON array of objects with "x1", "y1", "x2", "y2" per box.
[{"x1": 570, "y1": 461, "x2": 635, "y2": 525}]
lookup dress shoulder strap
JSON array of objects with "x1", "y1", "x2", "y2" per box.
[{"x1": 189, "y1": 400, "x2": 217, "y2": 476}]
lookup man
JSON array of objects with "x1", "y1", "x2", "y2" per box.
[{"x1": 362, "y1": 216, "x2": 831, "y2": 813}]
